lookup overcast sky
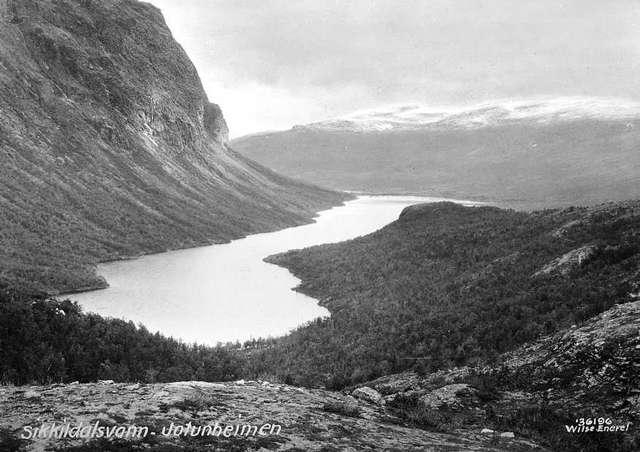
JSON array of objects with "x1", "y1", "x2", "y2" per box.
[{"x1": 148, "y1": 0, "x2": 640, "y2": 137}]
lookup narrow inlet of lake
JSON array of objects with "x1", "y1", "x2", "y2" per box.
[{"x1": 71, "y1": 196, "x2": 479, "y2": 345}]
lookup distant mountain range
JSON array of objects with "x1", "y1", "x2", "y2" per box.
[
  {"x1": 0, "y1": 0, "x2": 346, "y2": 293},
  {"x1": 301, "y1": 98, "x2": 640, "y2": 132},
  {"x1": 233, "y1": 97, "x2": 640, "y2": 209}
]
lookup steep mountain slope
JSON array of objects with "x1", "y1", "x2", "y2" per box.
[
  {"x1": 232, "y1": 99, "x2": 640, "y2": 209},
  {"x1": 247, "y1": 200, "x2": 640, "y2": 388},
  {"x1": 0, "y1": 0, "x2": 347, "y2": 293}
]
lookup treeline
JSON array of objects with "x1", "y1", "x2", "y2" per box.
[
  {"x1": 244, "y1": 201, "x2": 640, "y2": 388},
  {"x1": 0, "y1": 286, "x2": 242, "y2": 385}
]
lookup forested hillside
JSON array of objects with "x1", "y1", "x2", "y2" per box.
[
  {"x1": 354, "y1": 300, "x2": 640, "y2": 452},
  {"x1": 0, "y1": 0, "x2": 347, "y2": 294},
  {"x1": 0, "y1": 284, "x2": 243, "y2": 385},
  {"x1": 246, "y1": 201, "x2": 640, "y2": 388},
  {"x1": 3, "y1": 201, "x2": 638, "y2": 451}
]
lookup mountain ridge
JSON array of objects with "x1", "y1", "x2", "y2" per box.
[{"x1": 295, "y1": 97, "x2": 640, "y2": 132}]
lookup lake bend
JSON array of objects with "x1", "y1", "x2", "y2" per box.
[{"x1": 71, "y1": 196, "x2": 480, "y2": 345}]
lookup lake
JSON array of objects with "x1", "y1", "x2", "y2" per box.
[{"x1": 71, "y1": 196, "x2": 479, "y2": 345}]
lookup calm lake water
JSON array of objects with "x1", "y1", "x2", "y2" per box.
[{"x1": 71, "y1": 196, "x2": 478, "y2": 345}]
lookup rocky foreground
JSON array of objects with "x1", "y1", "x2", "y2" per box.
[
  {"x1": 3, "y1": 301, "x2": 639, "y2": 451},
  {"x1": 0, "y1": 301, "x2": 640, "y2": 451},
  {"x1": 0, "y1": 380, "x2": 540, "y2": 452}
]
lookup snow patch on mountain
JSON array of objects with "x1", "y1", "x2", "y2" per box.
[{"x1": 299, "y1": 97, "x2": 640, "y2": 132}]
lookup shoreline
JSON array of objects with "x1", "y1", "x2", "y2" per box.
[
  {"x1": 60, "y1": 192, "x2": 481, "y2": 298},
  {"x1": 56, "y1": 195, "x2": 356, "y2": 298},
  {"x1": 65, "y1": 195, "x2": 444, "y2": 345}
]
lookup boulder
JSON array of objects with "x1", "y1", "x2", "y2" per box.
[
  {"x1": 366, "y1": 372, "x2": 421, "y2": 395},
  {"x1": 419, "y1": 384, "x2": 478, "y2": 410},
  {"x1": 23, "y1": 390, "x2": 40, "y2": 400},
  {"x1": 352, "y1": 386, "x2": 385, "y2": 405},
  {"x1": 323, "y1": 399, "x2": 361, "y2": 417}
]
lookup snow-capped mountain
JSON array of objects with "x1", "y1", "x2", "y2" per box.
[
  {"x1": 300, "y1": 97, "x2": 640, "y2": 132},
  {"x1": 233, "y1": 96, "x2": 640, "y2": 210}
]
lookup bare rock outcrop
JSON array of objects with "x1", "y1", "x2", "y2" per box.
[
  {"x1": 351, "y1": 386, "x2": 385, "y2": 405},
  {"x1": 418, "y1": 384, "x2": 479, "y2": 411},
  {"x1": 0, "y1": 379, "x2": 539, "y2": 451},
  {"x1": 533, "y1": 245, "x2": 596, "y2": 277}
]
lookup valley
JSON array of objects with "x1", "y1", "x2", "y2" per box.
[{"x1": 1, "y1": 0, "x2": 639, "y2": 451}]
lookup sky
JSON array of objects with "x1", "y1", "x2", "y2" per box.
[{"x1": 147, "y1": 0, "x2": 640, "y2": 137}]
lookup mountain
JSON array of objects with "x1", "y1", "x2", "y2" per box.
[
  {"x1": 232, "y1": 98, "x2": 640, "y2": 209},
  {"x1": 0, "y1": 0, "x2": 347, "y2": 294}
]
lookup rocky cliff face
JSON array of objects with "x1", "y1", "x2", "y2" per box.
[{"x1": 0, "y1": 0, "x2": 347, "y2": 293}]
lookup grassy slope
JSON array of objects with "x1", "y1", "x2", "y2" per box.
[{"x1": 245, "y1": 201, "x2": 640, "y2": 388}]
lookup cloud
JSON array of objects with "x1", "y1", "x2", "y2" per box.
[{"x1": 149, "y1": 0, "x2": 640, "y2": 137}]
